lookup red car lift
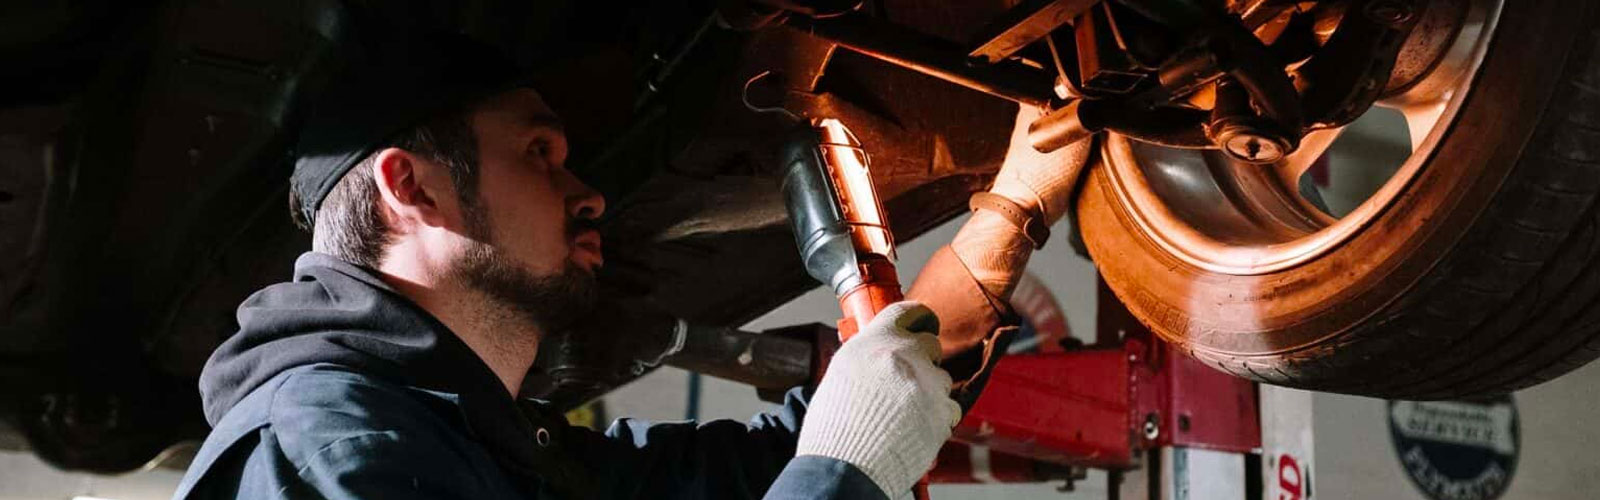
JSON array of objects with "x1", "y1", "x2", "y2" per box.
[{"x1": 926, "y1": 280, "x2": 1315, "y2": 500}]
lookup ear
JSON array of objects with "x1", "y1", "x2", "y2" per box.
[{"x1": 371, "y1": 147, "x2": 455, "y2": 231}]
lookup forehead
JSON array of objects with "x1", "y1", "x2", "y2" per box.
[{"x1": 471, "y1": 87, "x2": 563, "y2": 138}]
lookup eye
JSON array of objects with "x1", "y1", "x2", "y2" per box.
[{"x1": 527, "y1": 131, "x2": 569, "y2": 167}]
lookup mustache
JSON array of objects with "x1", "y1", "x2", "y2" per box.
[{"x1": 566, "y1": 217, "x2": 601, "y2": 239}]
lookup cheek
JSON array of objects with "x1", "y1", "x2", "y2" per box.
[
  {"x1": 483, "y1": 176, "x2": 571, "y2": 265},
  {"x1": 526, "y1": 206, "x2": 575, "y2": 271}
]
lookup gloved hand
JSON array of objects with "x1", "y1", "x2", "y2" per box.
[
  {"x1": 796, "y1": 301, "x2": 960, "y2": 498},
  {"x1": 950, "y1": 105, "x2": 1094, "y2": 301},
  {"x1": 988, "y1": 105, "x2": 1094, "y2": 226}
]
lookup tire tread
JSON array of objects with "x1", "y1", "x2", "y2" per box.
[{"x1": 1188, "y1": 21, "x2": 1600, "y2": 398}]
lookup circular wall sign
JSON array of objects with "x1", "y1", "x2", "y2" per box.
[{"x1": 1387, "y1": 397, "x2": 1519, "y2": 500}]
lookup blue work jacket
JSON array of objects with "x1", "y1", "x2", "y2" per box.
[{"x1": 172, "y1": 253, "x2": 883, "y2": 499}]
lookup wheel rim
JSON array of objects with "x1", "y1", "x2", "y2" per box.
[{"x1": 1101, "y1": 0, "x2": 1505, "y2": 276}]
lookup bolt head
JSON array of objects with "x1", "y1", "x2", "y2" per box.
[
  {"x1": 1223, "y1": 133, "x2": 1287, "y2": 163},
  {"x1": 1142, "y1": 414, "x2": 1161, "y2": 439},
  {"x1": 1053, "y1": 76, "x2": 1078, "y2": 100}
]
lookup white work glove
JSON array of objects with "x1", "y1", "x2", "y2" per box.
[{"x1": 796, "y1": 301, "x2": 960, "y2": 498}]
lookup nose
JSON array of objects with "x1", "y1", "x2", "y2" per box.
[{"x1": 560, "y1": 168, "x2": 606, "y2": 221}]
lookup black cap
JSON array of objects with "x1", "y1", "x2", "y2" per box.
[{"x1": 291, "y1": 30, "x2": 528, "y2": 225}]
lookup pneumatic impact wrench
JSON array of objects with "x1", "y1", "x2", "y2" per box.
[
  {"x1": 780, "y1": 118, "x2": 902, "y2": 339},
  {"x1": 780, "y1": 118, "x2": 934, "y2": 500}
]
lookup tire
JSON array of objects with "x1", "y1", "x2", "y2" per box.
[{"x1": 1078, "y1": 0, "x2": 1600, "y2": 399}]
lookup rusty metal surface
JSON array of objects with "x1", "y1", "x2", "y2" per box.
[
  {"x1": 968, "y1": 0, "x2": 1099, "y2": 64},
  {"x1": 792, "y1": 13, "x2": 1058, "y2": 106},
  {"x1": 1386, "y1": 0, "x2": 1472, "y2": 95}
]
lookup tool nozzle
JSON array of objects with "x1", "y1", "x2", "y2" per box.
[{"x1": 780, "y1": 118, "x2": 898, "y2": 297}]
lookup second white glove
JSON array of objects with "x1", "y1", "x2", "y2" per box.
[{"x1": 795, "y1": 301, "x2": 961, "y2": 498}]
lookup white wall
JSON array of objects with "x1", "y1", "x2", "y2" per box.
[{"x1": 1314, "y1": 362, "x2": 1600, "y2": 500}]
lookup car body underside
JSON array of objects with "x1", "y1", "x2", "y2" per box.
[{"x1": 0, "y1": 0, "x2": 1028, "y2": 471}]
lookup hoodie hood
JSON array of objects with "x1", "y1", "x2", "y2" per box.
[
  {"x1": 199, "y1": 252, "x2": 505, "y2": 425},
  {"x1": 198, "y1": 253, "x2": 599, "y2": 497},
  {"x1": 197, "y1": 253, "x2": 596, "y2": 497}
]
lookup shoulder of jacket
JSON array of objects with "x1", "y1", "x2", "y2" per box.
[{"x1": 265, "y1": 365, "x2": 466, "y2": 466}]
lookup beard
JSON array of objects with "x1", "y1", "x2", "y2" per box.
[{"x1": 448, "y1": 204, "x2": 599, "y2": 334}]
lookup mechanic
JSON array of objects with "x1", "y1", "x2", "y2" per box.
[{"x1": 171, "y1": 27, "x2": 1087, "y2": 500}]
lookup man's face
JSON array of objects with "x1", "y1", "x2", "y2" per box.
[{"x1": 445, "y1": 88, "x2": 606, "y2": 332}]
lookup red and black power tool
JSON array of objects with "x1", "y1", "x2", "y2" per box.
[
  {"x1": 780, "y1": 117, "x2": 934, "y2": 499},
  {"x1": 780, "y1": 118, "x2": 903, "y2": 340}
]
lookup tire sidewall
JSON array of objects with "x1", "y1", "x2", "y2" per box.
[{"x1": 1078, "y1": 0, "x2": 1586, "y2": 360}]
